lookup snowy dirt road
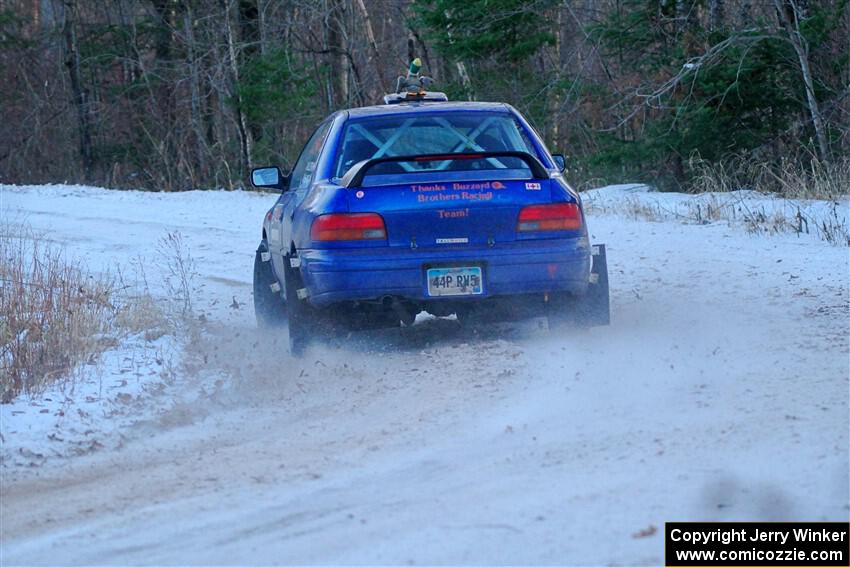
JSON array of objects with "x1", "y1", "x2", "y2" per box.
[{"x1": 1, "y1": 185, "x2": 848, "y2": 565}]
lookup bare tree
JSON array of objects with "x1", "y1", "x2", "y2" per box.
[
  {"x1": 223, "y1": 0, "x2": 254, "y2": 171},
  {"x1": 354, "y1": 0, "x2": 387, "y2": 95},
  {"x1": 774, "y1": 0, "x2": 831, "y2": 162},
  {"x1": 63, "y1": 0, "x2": 94, "y2": 179}
]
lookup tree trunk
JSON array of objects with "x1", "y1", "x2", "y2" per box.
[
  {"x1": 676, "y1": 0, "x2": 687, "y2": 32},
  {"x1": 354, "y1": 0, "x2": 387, "y2": 95},
  {"x1": 326, "y1": 0, "x2": 348, "y2": 107},
  {"x1": 184, "y1": 5, "x2": 207, "y2": 181},
  {"x1": 549, "y1": 2, "x2": 567, "y2": 148},
  {"x1": 257, "y1": 0, "x2": 268, "y2": 56},
  {"x1": 407, "y1": 25, "x2": 433, "y2": 74},
  {"x1": 708, "y1": 0, "x2": 724, "y2": 31},
  {"x1": 223, "y1": 0, "x2": 254, "y2": 172},
  {"x1": 456, "y1": 61, "x2": 474, "y2": 100},
  {"x1": 63, "y1": 0, "x2": 93, "y2": 179},
  {"x1": 442, "y1": 10, "x2": 474, "y2": 100},
  {"x1": 774, "y1": 0, "x2": 831, "y2": 162},
  {"x1": 151, "y1": 0, "x2": 175, "y2": 60}
]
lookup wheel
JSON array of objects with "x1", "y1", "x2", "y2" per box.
[
  {"x1": 282, "y1": 253, "x2": 313, "y2": 356},
  {"x1": 546, "y1": 291, "x2": 580, "y2": 330},
  {"x1": 253, "y1": 242, "x2": 286, "y2": 327},
  {"x1": 547, "y1": 244, "x2": 610, "y2": 329}
]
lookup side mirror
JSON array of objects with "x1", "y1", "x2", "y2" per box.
[
  {"x1": 251, "y1": 166, "x2": 289, "y2": 190},
  {"x1": 552, "y1": 153, "x2": 566, "y2": 172}
]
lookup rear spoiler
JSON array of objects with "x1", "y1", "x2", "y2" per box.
[{"x1": 340, "y1": 151, "x2": 550, "y2": 188}]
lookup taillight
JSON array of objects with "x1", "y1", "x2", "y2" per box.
[
  {"x1": 517, "y1": 203, "x2": 582, "y2": 232},
  {"x1": 311, "y1": 213, "x2": 387, "y2": 241}
]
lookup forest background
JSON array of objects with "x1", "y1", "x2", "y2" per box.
[{"x1": 1, "y1": 0, "x2": 847, "y2": 192}]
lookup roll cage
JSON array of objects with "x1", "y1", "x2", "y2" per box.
[{"x1": 331, "y1": 110, "x2": 545, "y2": 180}]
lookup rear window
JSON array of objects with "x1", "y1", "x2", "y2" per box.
[{"x1": 333, "y1": 112, "x2": 539, "y2": 179}]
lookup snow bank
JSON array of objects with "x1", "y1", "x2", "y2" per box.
[{"x1": 583, "y1": 184, "x2": 849, "y2": 245}]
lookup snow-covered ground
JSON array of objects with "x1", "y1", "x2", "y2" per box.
[
  {"x1": 1, "y1": 183, "x2": 848, "y2": 565},
  {"x1": 585, "y1": 183, "x2": 849, "y2": 244}
]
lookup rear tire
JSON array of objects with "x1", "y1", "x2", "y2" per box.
[
  {"x1": 253, "y1": 242, "x2": 286, "y2": 327},
  {"x1": 547, "y1": 244, "x2": 610, "y2": 330},
  {"x1": 546, "y1": 292, "x2": 580, "y2": 330}
]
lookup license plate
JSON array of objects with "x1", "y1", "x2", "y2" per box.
[{"x1": 426, "y1": 266, "x2": 483, "y2": 297}]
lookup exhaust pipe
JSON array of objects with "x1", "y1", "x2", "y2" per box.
[{"x1": 386, "y1": 296, "x2": 415, "y2": 327}]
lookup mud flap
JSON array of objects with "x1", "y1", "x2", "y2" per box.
[
  {"x1": 577, "y1": 244, "x2": 610, "y2": 326},
  {"x1": 283, "y1": 254, "x2": 305, "y2": 356}
]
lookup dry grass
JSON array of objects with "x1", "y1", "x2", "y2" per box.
[
  {"x1": 0, "y1": 226, "x2": 115, "y2": 401},
  {"x1": 114, "y1": 261, "x2": 171, "y2": 342},
  {"x1": 689, "y1": 156, "x2": 849, "y2": 244},
  {"x1": 156, "y1": 231, "x2": 196, "y2": 320},
  {"x1": 0, "y1": 225, "x2": 182, "y2": 402},
  {"x1": 584, "y1": 157, "x2": 849, "y2": 245},
  {"x1": 689, "y1": 155, "x2": 850, "y2": 200}
]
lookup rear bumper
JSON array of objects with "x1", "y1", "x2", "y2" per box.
[{"x1": 299, "y1": 237, "x2": 591, "y2": 308}]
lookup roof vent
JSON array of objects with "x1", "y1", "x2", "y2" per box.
[{"x1": 383, "y1": 91, "x2": 449, "y2": 105}]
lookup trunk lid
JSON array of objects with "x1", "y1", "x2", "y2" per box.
[{"x1": 345, "y1": 178, "x2": 553, "y2": 248}]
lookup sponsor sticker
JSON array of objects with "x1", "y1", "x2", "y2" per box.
[
  {"x1": 525, "y1": 182, "x2": 541, "y2": 190},
  {"x1": 452, "y1": 181, "x2": 498, "y2": 190},
  {"x1": 410, "y1": 183, "x2": 448, "y2": 192},
  {"x1": 355, "y1": 190, "x2": 365, "y2": 199},
  {"x1": 437, "y1": 208, "x2": 470, "y2": 219}
]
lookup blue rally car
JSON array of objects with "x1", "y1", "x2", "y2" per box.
[{"x1": 251, "y1": 92, "x2": 609, "y2": 354}]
